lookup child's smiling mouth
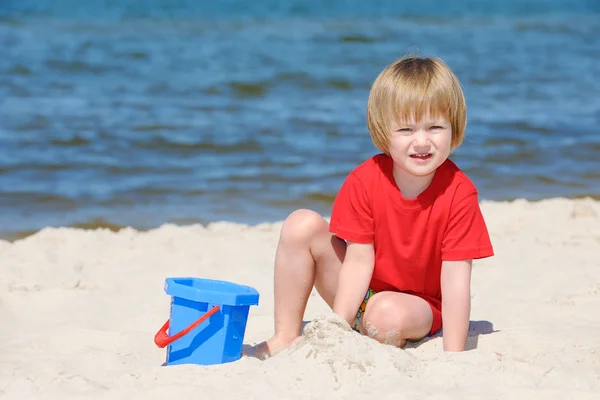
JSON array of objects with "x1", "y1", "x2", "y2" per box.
[{"x1": 410, "y1": 153, "x2": 433, "y2": 160}]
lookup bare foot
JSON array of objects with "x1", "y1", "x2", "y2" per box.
[{"x1": 244, "y1": 335, "x2": 303, "y2": 360}]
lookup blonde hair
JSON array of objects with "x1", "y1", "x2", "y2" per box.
[{"x1": 367, "y1": 56, "x2": 467, "y2": 153}]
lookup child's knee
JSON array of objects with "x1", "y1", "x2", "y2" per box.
[{"x1": 281, "y1": 209, "x2": 327, "y2": 244}]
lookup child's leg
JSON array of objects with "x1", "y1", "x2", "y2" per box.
[
  {"x1": 264, "y1": 209, "x2": 346, "y2": 355},
  {"x1": 360, "y1": 292, "x2": 433, "y2": 348}
]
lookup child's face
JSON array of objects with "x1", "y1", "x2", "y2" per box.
[{"x1": 387, "y1": 112, "x2": 452, "y2": 179}]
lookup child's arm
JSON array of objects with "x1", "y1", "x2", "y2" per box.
[
  {"x1": 332, "y1": 241, "x2": 375, "y2": 325},
  {"x1": 441, "y1": 259, "x2": 473, "y2": 351}
]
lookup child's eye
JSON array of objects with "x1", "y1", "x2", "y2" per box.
[
  {"x1": 430, "y1": 126, "x2": 443, "y2": 130},
  {"x1": 396, "y1": 128, "x2": 412, "y2": 132}
]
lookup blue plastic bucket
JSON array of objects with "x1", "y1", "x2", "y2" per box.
[{"x1": 154, "y1": 277, "x2": 260, "y2": 366}]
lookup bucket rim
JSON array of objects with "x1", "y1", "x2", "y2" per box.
[{"x1": 164, "y1": 277, "x2": 260, "y2": 306}]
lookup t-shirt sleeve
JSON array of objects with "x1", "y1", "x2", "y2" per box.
[
  {"x1": 442, "y1": 191, "x2": 494, "y2": 261},
  {"x1": 329, "y1": 172, "x2": 374, "y2": 244}
]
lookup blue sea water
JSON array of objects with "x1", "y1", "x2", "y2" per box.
[{"x1": 1, "y1": 0, "x2": 599, "y2": 238}]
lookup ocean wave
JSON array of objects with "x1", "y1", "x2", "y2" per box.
[{"x1": 131, "y1": 137, "x2": 264, "y2": 153}]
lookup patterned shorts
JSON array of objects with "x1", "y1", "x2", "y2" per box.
[{"x1": 352, "y1": 288, "x2": 377, "y2": 332}]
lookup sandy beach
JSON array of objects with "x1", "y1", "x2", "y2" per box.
[{"x1": 1, "y1": 197, "x2": 599, "y2": 399}]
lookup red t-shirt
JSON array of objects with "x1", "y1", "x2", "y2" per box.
[{"x1": 329, "y1": 154, "x2": 494, "y2": 324}]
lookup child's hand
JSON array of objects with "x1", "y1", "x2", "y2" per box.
[
  {"x1": 324, "y1": 312, "x2": 352, "y2": 332},
  {"x1": 303, "y1": 312, "x2": 352, "y2": 339}
]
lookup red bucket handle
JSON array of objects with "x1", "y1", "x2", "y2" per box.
[{"x1": 154, "y1": 305, "x2": 221, "y2": 348}]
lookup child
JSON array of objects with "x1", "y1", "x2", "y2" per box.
[{"x1": 259, "y1": 55, "x2": 494, "y2": 356}]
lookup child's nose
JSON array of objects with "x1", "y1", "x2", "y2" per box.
[{"x1": 413, "y1": 130, "x2": 430, "y2": 146}]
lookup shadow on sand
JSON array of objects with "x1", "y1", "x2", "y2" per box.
[{"x1": 405, "y1": 319, "x2": 499, "y2": 350}]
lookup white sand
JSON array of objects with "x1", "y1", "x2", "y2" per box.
[{"x1": 1, "y1": 197, "x2": 599, "y2": 399}]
